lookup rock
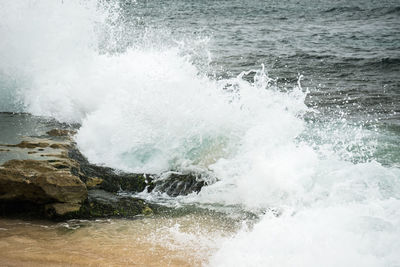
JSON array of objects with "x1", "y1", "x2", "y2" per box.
[
  {"x1": 68, "y1": 147, "x2": 153, "y2": 193},
  {"x1": 0, "y1": 136, "x2": 157, "y2": 220},
  {"x1": 45, "y1": 203, "x2": 81, "y2": 216},
  {"x1": 45, "y1": 190, "x2": 157, "y2": 220},
  {"x1": 49, "y1": 143, "x2": 67, "y2": 149},
  {"x1": 0, "y1": 200, "x2": 45, "y2": 219},
  {"x1": 46, "y1": 129, "x2": 76, "y2": 137},
  {"x1": 85, "y1": 177, "x2": 104, "y2": 189},
  {"x1": 0, "y1": 160, "x2": 87, "y2": 204},
  {"x1": 68, "y1": 147, "x2": 206, "y2": 196},
  {"x1": 0, "y1": 125, "x2": 208, "y2": 220},
  {"x1": 152, "y1": 172, "x2": 205, "y2": 197},
  {"x1": 73, "y1": 189, "x2": 154, "y2": 219},
  {"x1": 9, "y1": 141, "x2": 49, "y2": 149},
  {"x1": 0, "y1": 136, "x2": 89, "y2": 218}
]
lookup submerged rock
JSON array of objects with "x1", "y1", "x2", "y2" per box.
[
  {"x1": 85, "y1": 189, "x2": 153, "y2": 217},
  {"x1": 45, "y1": 190, "x2": 155, "y2": 219}
]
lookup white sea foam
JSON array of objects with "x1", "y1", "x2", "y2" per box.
[
  {"x1": 0, "y1": 0, "x2": 105, "y2": 114},
  {"x1": 0, "y1": 1, "x2": 399, "y2": 266}
]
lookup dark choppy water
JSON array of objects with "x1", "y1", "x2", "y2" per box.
[
  {"x1": 0, "y1": 1, "x2": 400, "y2": 266},
  {"x1": 119, "y1": 0, "x2": 400, "y2": 122},
  {"x1": 105, "y1": 0, "x2": 400, "y2": 168}
]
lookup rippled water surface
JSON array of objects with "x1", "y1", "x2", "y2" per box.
[
  {"x1": 0, "y1": 212, "x2": 239, "y2": 266},
  {"x1": 0, "y1": 0, "x2": 399, "y2": 266},
  {"x1": 121, "y1": 0, "x2": 400, "y2": 121}
]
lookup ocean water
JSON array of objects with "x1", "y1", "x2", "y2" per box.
[{"x1": 0, "y1": 0, "x2": 399, "y2": 266}]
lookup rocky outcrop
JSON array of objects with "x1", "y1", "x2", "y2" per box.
[
  {"x1": 84, "y1": 189, "x2": 153, "y2": 217},
  {"x1": 68, "y1": 146, "x2": 206, "y2": 196},
  {"x1": 0, "y1": 127, "x2": 207, "y2": 220},
  {"x1": 45, "y1": 190, "x2": 154, "y2": 219},
  {"x1": 0, "y1": 138, "x2": 84, "y2": 219},
  {"x1": 46, "y1": 129, "x2": 76, "y2": 137},
  {"x1": 68, "y1": 147, "x2": 153, "y2": 193},
  {"x1": 0, "y1": 134, "x2": 152, "y2": 219},
  {"x1": 152, "y1": 173, "x2": 205, "y2": 197},
  {"x1": 0, "y1": 159, "x2": 87, "y2": 204}
]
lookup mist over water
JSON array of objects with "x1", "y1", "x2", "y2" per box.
[{"x1": 0, "y1": 0, "x2": 399, "y2": 266}]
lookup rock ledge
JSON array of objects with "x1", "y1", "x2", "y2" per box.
[{"x1": 0, "y1": 129, "x2": 206, "y2": 220}]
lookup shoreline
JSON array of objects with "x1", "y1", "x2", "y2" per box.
[{"x1": 0, "y1": 112, "x2": 206, "y2": 221}]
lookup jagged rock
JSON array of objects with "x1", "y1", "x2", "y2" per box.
[
  {"x1": 68, "y1": 147, "x2": 205, "y2": 197},
  {"x1": 152, "y1": 173, "x2": 205, "y2": 197},
  {"x1": 83, "y1": 189, "x2": 154, "y2": 217},
  {"x1": 46, "y1": 129, "x2": 76, "y2": 137},
  {"x1": 49, "y1": 143, "x2": 68, "y2": 149},
  {"x1": 0, "y1": 159, "x2": 87, "y2": 204},
  {"x1": 68, "y1": 147, "x2": 153, "y2": 193},
  {"x1": 0, "y1": 136, "x2": 89, "y2": 218},
  {"x1": 9, "y1": 140, "x2": 49, "y2": 149},
  {"x1": 0, "y1": 124, "x2": 208, "y2": 220},
  {"x1": 47, "y1": 190, "x2": 155, "y2": 219},
  {"x1": 85, "y1": 177, "x2": 104, "y2": 188},
  {"x1": 45, "y1": 203, "x2": 82, "y2": 216}
]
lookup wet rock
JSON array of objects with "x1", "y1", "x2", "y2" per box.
[
  {"x1": 0, "y1": 159, "x2": 87, "y2": 204},
  {"x1": 0, "y1": 200, "x2": 45, "y2": 219},
  {"x1": 87, "y1": 189, "x2": 153, "y2": 217},
  {"x1": 9, "y1": 141, "x2": 50, "y2": 149},
  {"x1": 55, "y1": 189, "x2": 155, "y2": 219},
  {"x1": 68, "y1": 147, "x2": 153, "y2": 193},
  {"x1": 68, "y1": 147, "x2": 206, "y2": 197},
  {"x1": 44, "y1": 190, "x2": 157, "y2": 220},
  {"x1": 49, "y1": 143, "x2": 68, "y2": 149},
  {"x1": 0, "y1": 125, "x2": 208, "y2": 220},
  {"x1": 152, "y1": 173, "x2": 205, "y2": 197},
  {"x1": 85, "y1": 177, "x2": 104, "y2": 189},
  {"x1": 0, "y1": 136, "x2": 156, "y2": 219},
  {"x1": 45, "y1": 203, "x2": 82, "y2": 216},
  {"x1": 46, "y1": 129, "x2": 76, "y2": 137}
]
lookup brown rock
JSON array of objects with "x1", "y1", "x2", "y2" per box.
[
  {"x1": 47, "y1": 129, "x2": 76, "y2": 137},
  {"x1": 45, "y1": 203, "x2": 81, "y2": 216},
  {"x1": 0, "y1": 160, "x2": 87, "y2": 204},
  {"x1": 85, "y1": 177, "x2": 103, "y2": 189},
  {"x1": 11, "y1": 141, "x2": 49, "y2": 149},
  {"x1": 49, "y1": 143, "x2": 67, "y2": 149}
]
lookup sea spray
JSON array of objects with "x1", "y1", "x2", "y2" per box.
[
  {"x1": 1, "y1": 1, "x2": 399, "y2": 266},
  {"x1": 76, "y1": 63, "x2": 308, "y2": 173},
  {"x1": 0, "y1": 0, "x2": 108, "y2": 117}
]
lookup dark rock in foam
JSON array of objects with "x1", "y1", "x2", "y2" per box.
[{"x1": 0, "y1": 118, "x2": 207, "y2": 220}]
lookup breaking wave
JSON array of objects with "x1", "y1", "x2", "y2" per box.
[{"x1": 0, "y1": 1, "x2": 399, "y2": 266}]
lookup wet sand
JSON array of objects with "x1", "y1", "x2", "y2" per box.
[{"x1": 0, "y1": 213, "x2": 236, "y2": 266}]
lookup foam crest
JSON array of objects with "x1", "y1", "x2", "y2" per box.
[
  {"x1": 210, "y1": 197, "x2": 400, "y2": 267},
  {"x1": 200, "y1": 115, "x2": 400, "y2": 266},
  {"x1": 1, "y1": 1, "x2": 400, "y2": 266},
  {"x1": 0, "y1": 0, "x2": 308, "y2": 174},
  {"x1": 76, "y1": 61, "x2": 307, "y2": 173}
]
